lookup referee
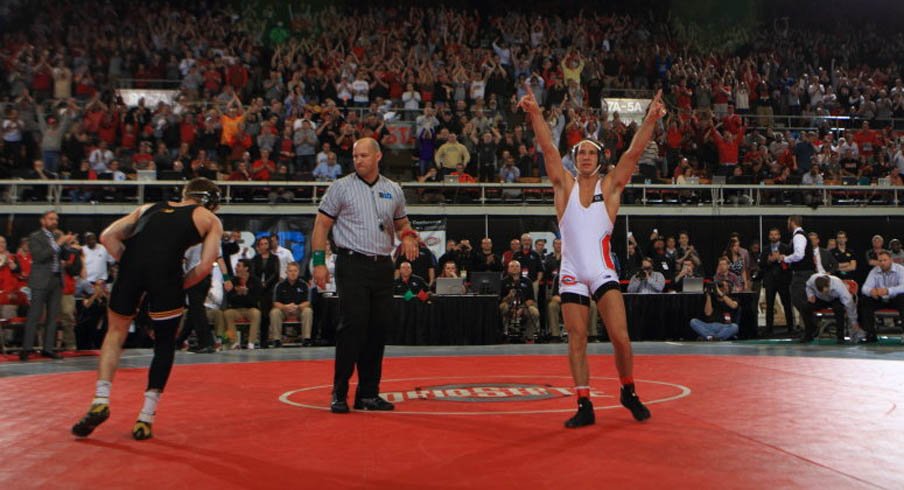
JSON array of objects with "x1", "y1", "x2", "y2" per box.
[
  {"x1": 312, "y1": 137, "x2": 420, "y2": 413},
  {"x1": 779, "y1": 215, "x2": 817, "y2": 343}
]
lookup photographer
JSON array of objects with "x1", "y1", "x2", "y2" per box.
[
  {"x1": 500, "y1": 261, "x2": 539, "y2": 341},
  {"x1": 627, "y1": 258, "x2": 665, "y2": 294},
  {"x1": 689, "y1": 280, "x2": 740, "y2": 341}
]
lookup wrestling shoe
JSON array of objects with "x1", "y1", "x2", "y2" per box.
[
  {"x1": 71, "y1": 403, "x2": 110, "y2": 437},
  {"x1": 620, "y1": 386, "x2": 651, "y2": 421},
  {"x1": 564, "y1": 397, "x2": 595, "y2": 428},
  {"x1": 132, "y1": 420, "x2": 153, "y2": 440}
]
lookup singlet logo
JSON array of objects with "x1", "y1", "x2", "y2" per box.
[
  {"x1": 592, "y1": 194, "x2": 604, "y2": 203},
  {"x1": 561, "y1": 275, "x2": 578, "y2": 285}
]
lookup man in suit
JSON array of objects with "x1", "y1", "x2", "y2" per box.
[
  {"x1": 808, "y1": 232, "x2": 839, "y2": 275},
  {"x1": 759, "y1": 227, "x2": 793, "y2": 335},
  {"x1": 20, "y1": 211, "x2": 74, "y2": 361}
]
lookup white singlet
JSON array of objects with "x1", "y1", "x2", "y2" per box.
[{"x1": 558, "y1": 177, "x2": 619, "y2": 299}]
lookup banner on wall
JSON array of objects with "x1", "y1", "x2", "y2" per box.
[
  {"x1": 411, "y1": 218, "x2": 447, "y2": 260},
  {"x1": 385, "y1": 122, "x2": 416, "y2": 149}
]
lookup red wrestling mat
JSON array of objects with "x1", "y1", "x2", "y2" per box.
[{"x1": 1, "y1": 354, "x2": 902, "y2": 489}]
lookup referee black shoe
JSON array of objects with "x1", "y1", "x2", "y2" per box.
[
  {"x1": 564, "y1": 397, "x2": 595, "y2": 428},
  {"x1": 354, "y1": 396, "x2": 395, "y2": 411},
  {"x1": 620, "y1": 385, "x2": 651, "y2": 422},
  {"x1": 330, "y1": 395, "x2": 350, "y2": 414},
  {"x1": 71, "y1": 402, "x2": 110, "y2": 437}
]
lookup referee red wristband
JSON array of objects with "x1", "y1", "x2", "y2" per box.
[{"x1": 401, "y1": 229, "x2": 419, "y2": 241}]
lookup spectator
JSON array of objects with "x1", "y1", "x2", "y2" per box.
[
  {"x1": 269, "y1": 262, "x2": 313, "y2": 347},
  {"x1": 500, "y1": 260, "x2": 539, "y2": 341},
  {"x1": 395, "y1": 240, "x2": 436, "y2": 286},
  {"x1": 252, "y1": 149, "x2": 276, "y2": 181},
  {"x1": 804, "y1": 274, "x2": 865, "y2": 344},
  {"x1": 269, "y1": 233, "x2": 296, "y2": 281},
  {"x1": 689, "y1": 280, "x2": 739, "y2": 341},
  {"x1": 627, "y1": 258, "x2": 665, "y2": 294},
  {"x1": 81, "y1": 232, "x2": 113, "y2": 284},
  {"x1": 501, "y1": 238, "x2": 521, "y2": 268},
  {"x1": 859, "y1": 251, "x2": 904, "y2": 343},
  {"x1": 866, "y1": 235, "x2": 886, "y2": 268},
  {"x1": 889, "y1": 239, "x2": 904, "y2": 265},
  {"x1": 759, "y1": 227, "x2": 794, "y2": 334},
  {"x1": 205, "y1": 264, "x2": 226, "y2": 350},
  {"x1": 713, "y1": 256, "x2": 744, "y2": 293},
  {"x1": 223, "y1": 259, "x2": 262, "y2": 350},
  {"x1": 394, "y1": 262, "x2": 429, "y2": 296},
  {"x1": 0, "y1": 235, "x2": 23, "y2": 319},
  {"x1": 313, "y1": 152, "x2": 343, "y2": 182},
  {"x1": 471, "y1": 238, "x2": 502, "y2": 274},
  {"x1": 825, "y1": 231, "x2": 854, "y2": 279},
  {"x1": 37, "y1": 100, "x2": 77, "y2": 174},
  {"x1": 450, "y1": 162, "x2": 476, "y2": 183},
  {"x1": 648, "y1": 237, "x2": 675, "y2": 284},
  {"x1": 724, "y1": 238, "x2": 750, "y2": 291},
  {"x1": 808, "y1": 232, "x2": 838, "y2": 275},
  {"x1": 512, "y1": 233, "x2": 545, "y2": 300},
  {"x1": 294, "y1": 119, "x2": 318, "y2": 173},
  {"x1": 673, "y1": 258, "x2": 702, "y2": 292},
  {"x1": 434, "y1": 133, "x2": 470, "y2": 176}
]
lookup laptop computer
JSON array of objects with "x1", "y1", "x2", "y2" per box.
[
  {"x1": 444, "y1": 175, "x2": 459, "y2": 184},
  {"x1": 682, "y1": 277, "x2": 704, "y2": 293},
  {"x1": 468, "y1": 271, "x2": 502, "y2": 295},
  {"x1": 711, "y1": 175, "x2": 727, "y2": 185},
  {"x1": 435, "y1": 277, "x2": 466, "y2": 295},
  {"x1": 136, "y1": 170, "x2": 157, "y2": 182}
]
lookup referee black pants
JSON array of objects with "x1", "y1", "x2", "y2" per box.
[{"x1": 333, "y1": 253, "x2": 395, "y2": 401}]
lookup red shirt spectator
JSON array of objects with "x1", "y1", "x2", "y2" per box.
[
  {"x1": 853, "y1": 123, "x2": 881, "y2": 157},
  {"x1": 252, "y1": 152, "x2": 276, "y2": 181},
  {"x1": 711, "y1": 127, "x2": 744, "y2": 165}
]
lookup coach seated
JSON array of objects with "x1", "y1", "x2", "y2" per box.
[
  {"x1": 394, "y1": 262, "x2": 428, "y2": 297},
  {"x1": 500, "y1": 260, "x2": 539, "y2": 340},
  {"x1": 269, "y1": 262, "x2": 313, "y2": 347},
  {"x1": 859, "y1": 250, "x2": 904, "y2": 343},
  {"x1": 803, "y1": 273, "x2": 865, "y2": 344},
  {"x1": 223, "y1": 259, "x2": 262, "y2": 350},
  {"x1": 627, "y1": 258, "x2": 665, "y2": 294},
  {"x1": 689, "y1": 280, "x2": 739, "y2": 340}
]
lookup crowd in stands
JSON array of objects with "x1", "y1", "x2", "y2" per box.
[{"x1": 1, "y1": 2, "x2": 904, "y2": 198}]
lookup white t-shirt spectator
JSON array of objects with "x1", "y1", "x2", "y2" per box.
[
  {"x1": 83, "y1": 243, "x2": 115, "y2": 283},
  {"x1": 470, "y1": 80, "x2": 486, "y2": 101},
  {"x1": 402, "y1": 90, "x2": 421, "y2": 111},
  {"x1": 273, "y1": 245, "x2": 296, "y2": 280},
  {"x1": 352, "y1": 79, "x2": 370, "y2": 104}
]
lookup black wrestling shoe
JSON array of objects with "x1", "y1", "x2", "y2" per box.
[
  {"x1": 71, "y1": 403, "x2": 110, "y2": 437},
  {"x1": 132, "y1": 420, "x2": 153, "y2": 440},
  {"x1": 354, "y1": 396, "x2": 395, "y2": 411},
  {"x1": 564, "y1": 397, "x2": 595, "y2": 428},
  {"x1": 620, "y1": 386, "x2": 651, "y2": 421}
]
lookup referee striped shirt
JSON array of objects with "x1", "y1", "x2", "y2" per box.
[{"x1": 318, "y1": 173, "x2": 407, "y2": 256}]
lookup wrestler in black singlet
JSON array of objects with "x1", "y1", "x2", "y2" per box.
[{"x1": 108, "y1": 202, "x2": 203, "y2": 320}]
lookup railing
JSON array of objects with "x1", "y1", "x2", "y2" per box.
[{"x1": 2, "y1": 179, "x2": 901, "y2": 211}]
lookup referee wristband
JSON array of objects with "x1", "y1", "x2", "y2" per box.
[{"x1": 312, "y1": 250, "x2": 326, "y2": 267}]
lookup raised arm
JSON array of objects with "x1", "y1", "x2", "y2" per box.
[
  {"x1": 518, "y1": 83, "x2": 564, "y2": 186},
  {"x1": 610, "y1": 89, "x2": 666, "y2": 189}
]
